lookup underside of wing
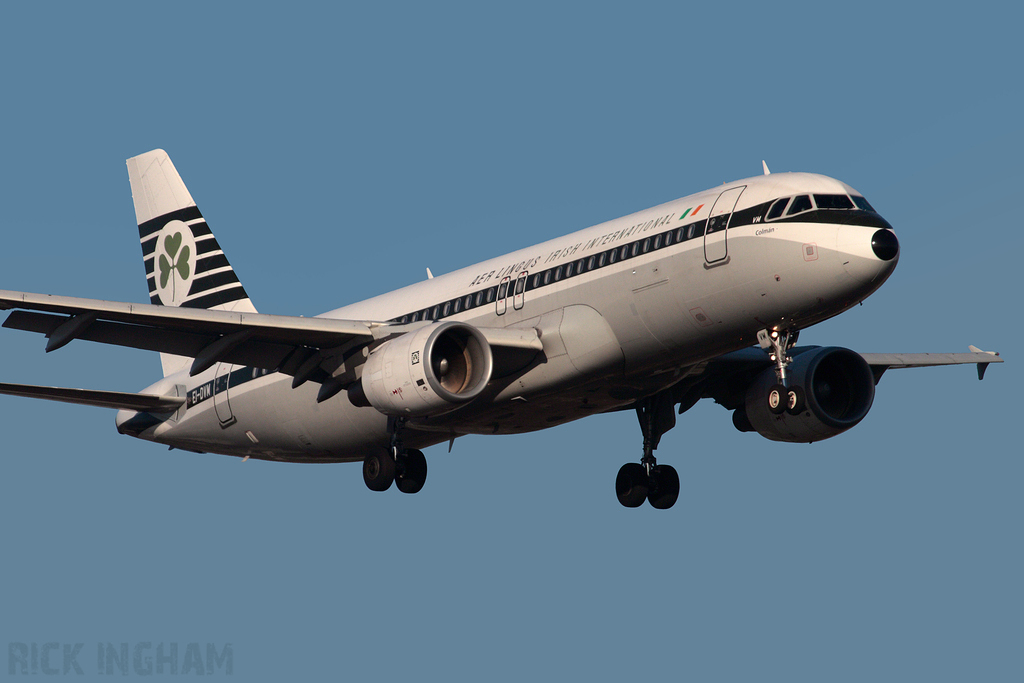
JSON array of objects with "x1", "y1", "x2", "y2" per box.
[
  {"x1": 0, "y1": 382, "x2": 185, "y2": 411},
  {"x1": 0, "y1": 289, "x2": 544, "y2": 389},
  {"x1": 0, "y1": 289, "x2": 381, "y2": 380},
  {"x1": 859, "y1": 349, "x2": 1003, "y2": 381}
]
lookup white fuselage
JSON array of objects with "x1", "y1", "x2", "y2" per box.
[{"x1": 118, "y1": 172, "x2": 898, "y2": 462}]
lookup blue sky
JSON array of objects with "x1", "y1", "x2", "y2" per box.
[{"x1": 1, "y1": 2, "x2": 1020, "y2": 681}]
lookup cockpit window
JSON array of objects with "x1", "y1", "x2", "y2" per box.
[
  {"x1": 766, "y1": 197, "x2": 790, "y2": 220},
  {"x1": 786, "y1": 195, "x2": 812, "y2": 216},
  {"x1": 814, "y1": 194, "x2": 854, "y2": 210},
  {"x1": 852, "y1": 195, "x2": 875, "y2": 212}
]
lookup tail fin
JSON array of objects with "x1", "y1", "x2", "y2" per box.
[{"x1": 126, "y1": 149, "x2": 257, "y2": 375}]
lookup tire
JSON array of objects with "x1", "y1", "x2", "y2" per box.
[
  {"x1": 363, "y1": 450, "x2": 395, "y2": 492},
  {"x1": 767, "y1": 384, "x2": 787, "y2": 415},
  {"x1": 785, "y1": 386, "x2": 806, "y2": 415},
  {"x1": 615, "y1": 463, "x2": 648, "y2": 508},
  {"x1": 648, "y1": 464, "x2": 680, "y2": 510},
  {"x1": 395, "y1": 448, "x2": 428, "y2": 494}
]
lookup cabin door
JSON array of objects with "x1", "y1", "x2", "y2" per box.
[
  {"x1": 213, "y1": 362, "x2": 237, "y2": 427},
  {"x1": 704, "y1": 185, "x2": 745, "y2": 264}
]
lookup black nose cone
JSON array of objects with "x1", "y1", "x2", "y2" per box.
[{"x1": 871, "y1": 229, "x2": 899, "y2": 261}]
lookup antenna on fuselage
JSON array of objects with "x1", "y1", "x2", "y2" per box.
[
  {"x1": 762, "y1": 160, "x2": 771, "y2": 175},
  {"x1": 426, "y1": 268, "x2": 434, "y2": 280}
]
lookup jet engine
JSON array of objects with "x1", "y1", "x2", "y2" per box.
[
  {"x1": 351, "y1": 322, "x2": 493, "y2": 417},
  {"x1": 739, "y1": 347, "x2": 876, "y2": 443}
]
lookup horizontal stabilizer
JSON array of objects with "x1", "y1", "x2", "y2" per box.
[{"x1": 0, "y1": 382, "x2": 184, "y2": 412}]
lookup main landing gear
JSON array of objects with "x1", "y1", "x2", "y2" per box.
[
  {"x1": 363, "y1": 417, "x2": 428, "y2": 494},
  {"x1": 760, "y1": 327, "x2": 805, "y2": 416},
  {"x1": 616, "y1": 394, "x2": 680, "y2": 510}
]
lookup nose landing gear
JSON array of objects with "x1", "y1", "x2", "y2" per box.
[
  {"x1": 616, "y1": 394, "x2": 680, "y2": 510},
  {"x1": 760, "y1": 328, "x2": 805, "y2": 416}
]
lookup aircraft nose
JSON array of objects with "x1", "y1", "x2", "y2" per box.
[
  {"x1": 871, "y1": 229, "x2": 899, "y2": 261},
  {"x1": 837, "y1": 225, "x2": 899, "y2": 285}
]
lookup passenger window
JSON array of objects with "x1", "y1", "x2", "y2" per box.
[
  {"x1": 767, "y1": 197, "x2": 789, "y2": 220},
  {"x1": 642, "y1": 238, "x2": 651, "y2": 253},
  {"x1": 486, "y1": 287, "x2": 496, "y2": 303},
  {"x1": 442, "y1": 302, "x2": 451, "y2": 317},
  {"x1": 412, "y1": 311, "x2": 421, "y2": 322},
  {"x1": 531, "y1": 274, "x2": 540, "y2": 289},
  {"x1": 686, "y1": 223, "x2": 697, "y2": 240},
  {"x1": 587, "y1": 256, "x2": 596, "y2": 271},
  {"x1": 453, "y1": 298, "x2": 462, "y2": 313},
  {"x1": 431, "y1": 305, "x2": 440, "y2": 320},
  {"x1": 620, "y1": 245, "x2": 630, "y2": 260},
  {"x1": 664, "y1": 231, "x2": 674, "y2": 246},
  {"x1": 565, "y1": 262, "x2": 575, "y2": 277},
  {"x1": 786, "y1": 195, "x2": 812, "y2": 215},
  {"x1": 400, "y1": 315, "x2": 409, "y2": 324},
  {"x1": 576, "y1": 258, "x2": 586, "y2": 273},
  {"x1": 543, "y1": 270, "x2": 551, "y2": 285},
  {"x1": 598, "y1": 252, "x2": 607, "y2": 267},
  {"x1": 609, "y1": 248, "x2": 618, "y2": 264},
  {"x1": 654, "y1": 234, "x2": 663, "y2": 249},
  {"x1": 475, "y1": 291, "x2": 483, "y2": 307},
  {"x1": 814, "y1": 194, "x2": 854, "y2": 210},
  {"x1": 676, "y1": 227, "x2": 684, "y2": 242},
  {"x1": 631, "y1": 242, "x2": 639, "y2": 257},
  {"x1": 554, "y1": 265, "x2": 563, "y2": 281}
]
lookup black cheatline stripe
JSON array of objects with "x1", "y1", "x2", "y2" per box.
[
  {"x1": 138, "y1": 206, "x2": 203, "y2": 240},
  {"x1": 149, "y1": 293, "x2": 160, "y2": 304},
  {"x1": 145, "y1": 257, "x2": 155, "y2": 276},
  {"x1": 185, "y1": 366, "x2": 274, "y2": 409},
  {"x1": 386, "y1": 201, "x2": 793, "y2": 324},
  {"x1": 196, "y1": 238, "x2": 223, "y2": 256},
  {"x1": 187, "y1": 269, "x2": 240, "y2": 295},
  {"x1": 148, "y1": 279, "x2": 157, "y2": 293},
  {"x1": 180, "y1": 285, "x2": 250, "y2": 310},
  {"x1": 190, "y1": 221, "x2": 212, "y2": 237},
  {"x1": 195, "y1": 253, "x2": 231, "y2": 274}
]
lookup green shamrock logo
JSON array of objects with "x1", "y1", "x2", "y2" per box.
[{"x1": 159, "y1": 231, "x2": 191, "y2": 299}]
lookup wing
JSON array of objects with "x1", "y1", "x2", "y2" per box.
[
  {"x1": 701, "y1": 346, "x2": 1002, "y2": 375},
  {"x1": 660, "y1": 345, "x2": 1004, "y2": 416},
  {"x1": 0, "y1": 382, "x2": 185, "y2": 411},
  {"x1": 0, "y1": 289, "x2": 542, "y2": 388},
  {"x1": 859, "y1": 347, "x2": 1003, "y2": 380}
]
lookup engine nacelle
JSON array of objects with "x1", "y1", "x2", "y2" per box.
[
  {"x1": 353, "y1": 322, "x2": 493, "y2": 417},
  {"x1": 742, "y1": 346, "x2": 875, "y2": 443}
]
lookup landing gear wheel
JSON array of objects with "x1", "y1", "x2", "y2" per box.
[
  {"x1": 363, "y1": 450, "x2": 395, "y2": 492},
  {"x1": 395, "y1": 448, "x2": 427, "y2": 494},
  {"x1": 648, "y1": 464, "x2": 680, "y2": 510},
  {"x1": 616, "y1": 463, "x2": 649, "y2": 508},
  {"x1": 767, "y1": 384, "x2": 787, "y2": 415},
  {"x1": 785, "y1": 386, "x2": 806, "y2": 415}
]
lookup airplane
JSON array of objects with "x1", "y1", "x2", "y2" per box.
[{"x1": 0, "y1": 150, "x2": 1002, "y2": 509}]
